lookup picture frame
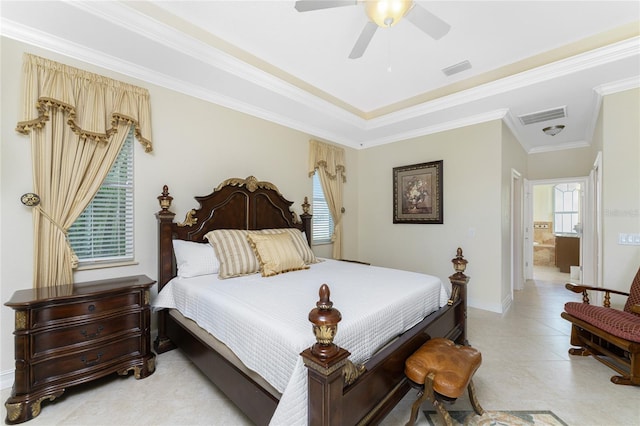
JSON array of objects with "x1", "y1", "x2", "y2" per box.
[{"x1": 393, "y1": 160, "x2": 443, "y2": 224}]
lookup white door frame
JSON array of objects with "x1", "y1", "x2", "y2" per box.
[
  {"x1": 511, "y1": 169, "x2": 524, "y2": 298},
  {"x1": 587, "y1": 152, "x2": 603, "y2": 302},
  {"x1": 524, "y1": 176, "x2": 593, "y2": 283}
]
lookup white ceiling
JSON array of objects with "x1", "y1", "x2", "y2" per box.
[{"x1": 2, "y1": 1, "x2": 639, "y2": 152}]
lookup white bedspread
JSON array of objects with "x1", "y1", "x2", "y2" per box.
[{"x1": 153, "y1": 259, "x2": 448, "y2": 425}]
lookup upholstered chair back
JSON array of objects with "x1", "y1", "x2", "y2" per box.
[{"x1": 623, "y1": 267, "x2": 640, "y2": 315}]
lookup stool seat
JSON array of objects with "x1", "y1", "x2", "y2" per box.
[
  {"x1": 404, "y1": 338, "x2": 484, "y2": 426},
  {"x1": 405, "y1": 337, "x2": 482, "y2": 399}
]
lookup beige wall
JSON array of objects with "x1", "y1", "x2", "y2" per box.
[
  {"x1": 533, "y1": 185, "x2": 554, "y2": 222},
  {"x1": 528, "y1": 146, "x2": 594, "y2": 180},
  {"x1": 0, "y1": 38, "x2": 358, "y2": 377},
  {"x1": 356, "y1": 121, "x2": 506, "y2": 312},
  {"x1": 601, "y1": 88, "x2": 640, "y2": 303}
]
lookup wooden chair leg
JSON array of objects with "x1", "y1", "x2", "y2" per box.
[
  {"x1": 406, "y1": 373, "x2": 455, "y2": 426},
  {"x1": 433, "y1": 399, "x2": 454, "y2": 426},
  {"x1": 568, "y1": 347, "x2": 592, "y2": 356},
  {"x1": 406, "y1": 389, "x2": 430, "y2": 426},
  {"x1": 467, "y1": 379, "x2": 485, "y2": 416}
]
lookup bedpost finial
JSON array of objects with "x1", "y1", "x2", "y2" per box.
[
  {"x1": 158, "y1": 185, "x2": 173, "y2": 211},
  {"x1": 302, "y1": 196, "x2": 310, "y2": 215},
  {"x1": 317, "y1": 283, "x2": 332, "y2": 310},
  {"x1": 309, "y1": 284, "x2": 341, "y2": 359},
  {"x1": 451, "y1": 247, "x2": 467, "y2": 277}
]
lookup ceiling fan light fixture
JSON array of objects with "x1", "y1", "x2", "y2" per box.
[
  {"x1": 543, "y1": 125, "x2": 565, "y2": 136},
  {"x1": 365, "y1": 0, "x2": 413, "y2": 28}
]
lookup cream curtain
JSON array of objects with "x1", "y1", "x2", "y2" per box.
[
  {"x1": 16, "y1": 54, "x2": 153, "y2": 288},
  {"x1": 308, "y1": 140, "x2": 347, "y2": 259}
]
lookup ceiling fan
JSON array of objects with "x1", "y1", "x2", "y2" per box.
[{"x1": 294, "y1": 0, "x2": 451, "y2": 59}]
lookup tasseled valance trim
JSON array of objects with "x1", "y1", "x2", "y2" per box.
[
  {"x1": 16, "y1": 54, "x2": 153, "y2": 153},
  {"x1": 308, "y1": 139, "x2": 347, "y2": 182}
]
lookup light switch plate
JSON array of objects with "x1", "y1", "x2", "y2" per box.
[{"x1": 619, "y1": 233, "x2": 640, "y2": 245}]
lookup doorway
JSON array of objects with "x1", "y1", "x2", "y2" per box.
[{"x1": 524, "y1": 176, "x2": 592, "y2": 284}]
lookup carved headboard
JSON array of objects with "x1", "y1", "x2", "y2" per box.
[{"x1": 156, "y1": 176, "x2": 312, "y2": 290}]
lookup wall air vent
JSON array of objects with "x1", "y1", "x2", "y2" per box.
[
  {"x1": 517, "y1": 106, "x2": 567, "y2": 125},
  {"x1": 442, "y1": 60, "x2": 472, "y2": 76}
]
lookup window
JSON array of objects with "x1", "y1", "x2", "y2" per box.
[
  {"x1": 312, "y1": 173, "x2": 334, "y2": 245},
  {"x1": 68, "y1": 129, "x2": 134, "y2": 265},
  {"x1": 553, "y1": 183, "x2": 580, "y2": 234}
]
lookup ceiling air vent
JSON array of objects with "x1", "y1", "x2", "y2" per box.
[
  {"x1": 442, "y1": 60, "x2": 472, "y2": 77},
  {"x1": 517, "y1": 106, "x2": 567, "y2": 125}
]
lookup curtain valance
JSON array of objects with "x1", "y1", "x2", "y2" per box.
[
  {"x1": 16, "y1": 53, "x2": 153, "y2": 152},
  {"x1": 308, "y1": 139, "x2": 346, "y2": 182}
]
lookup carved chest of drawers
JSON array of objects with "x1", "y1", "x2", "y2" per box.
[{"x1": 4, "y1": 275, "x2": 156, "y2": 424}]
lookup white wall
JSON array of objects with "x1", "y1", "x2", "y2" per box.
[
  {"x1": 0, "y1": 37, "x2": 358, "y2": 379},
  {"x1": 356, "y1": 121, "x2": 505, "y2": 313},
  {"x1": 500, "y1": 123, "x2": 528, "y2": 310}
]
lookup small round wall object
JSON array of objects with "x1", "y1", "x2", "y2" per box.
[{"x1": 20, "y1": 193, "x2": 41, "y2": 207}]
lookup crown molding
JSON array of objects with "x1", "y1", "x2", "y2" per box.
[
  {"x1": 369, "y1": 37, "x2": 640, "y2": 129},
  {"x1": 66, "y1": 0, "x2": 367, "y2": 128},
  {"x1": 2, "y1": 1, "x2": 637, "y2": 152},
  {"x1": 361, "y1": 109, "x2": 510, "y2": 149},
  {"x1": 527, "y1": 140, "x2": 591, "y2": 154}
]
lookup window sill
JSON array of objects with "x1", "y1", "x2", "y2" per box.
[
  {"x1": 312, "y1": 242, "x2": 333, "y2": 247},
  {"x1": 76, "y1": 260, "x2": 139, "y2": 271}
]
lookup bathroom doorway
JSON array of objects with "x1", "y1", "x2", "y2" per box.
[{"x1": 525, "y1": 176, "x2": 592, "y2": 284}]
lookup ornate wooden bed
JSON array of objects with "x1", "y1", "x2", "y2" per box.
[{"x1": 153, "y1": 176, "x2": 469, "y2": 426}]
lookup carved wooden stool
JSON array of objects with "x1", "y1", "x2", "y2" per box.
[{"x1": 404, "y1": 338, "x2": 484, "y2": 426}]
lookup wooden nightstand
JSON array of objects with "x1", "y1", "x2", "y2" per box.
[{"x1": 4, "y1": 275, "x2": 156, "y2": 424}]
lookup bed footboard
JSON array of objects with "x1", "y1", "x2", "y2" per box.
[{"x1": 302, "y1": 248, "x2": 469, "y2": 426}]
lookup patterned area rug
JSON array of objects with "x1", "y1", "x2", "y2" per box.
[{"x1": 424, "y1": 410, "x2": 568, "y2": 425}]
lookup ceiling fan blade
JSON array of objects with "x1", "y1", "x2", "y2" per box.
[
  {"x1": 406, "y1": 3, "x2": 451, "y2": 40},
  {"x1": 294, "y1": 0, "x2": 357, "y2": 12},
  {"x1": 349, "y1": 21, "x2": 378, "y2": 59}
]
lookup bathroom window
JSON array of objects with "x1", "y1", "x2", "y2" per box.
[{"x1": 553, "y1": 183, "x2": 580, "y2": 234}]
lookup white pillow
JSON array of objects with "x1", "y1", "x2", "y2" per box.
[{"x1": 173, "y1": 240, "x2": 220, "y2": 278}]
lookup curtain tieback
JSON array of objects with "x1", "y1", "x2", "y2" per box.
[
  {"x1": 34, "y1": 205, "x2": 67, "y2": 236},
  {"x1": 34, "y1": 205, "x2": 79, "y2": 269}
]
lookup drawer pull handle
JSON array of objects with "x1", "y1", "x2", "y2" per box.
[
  {"x1": 80, "y1": 352, "x2": 103, "y2": 366},
  {"x1": 88, "y1": 304, "x2": 96, "y2": 312},
  {"x1": 80, "y1": 325, "x2": 104, "y2": 339}
]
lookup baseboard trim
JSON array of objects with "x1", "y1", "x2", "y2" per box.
[{"x1": 1, "y1": 369, "x2": 14, "y2": 390}]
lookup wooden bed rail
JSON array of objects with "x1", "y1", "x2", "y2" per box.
[{"x1": 302, "y1": 248, "x2": 470, "y2": 426}]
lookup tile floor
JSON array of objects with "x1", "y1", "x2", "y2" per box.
[{"x1": 3, "y1": 268, "x2": 639, "y2": 425}]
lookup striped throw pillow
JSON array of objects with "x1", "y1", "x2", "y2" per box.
[
  {"x1": 260, "y1": 228, "x2": 320, "y2": 264},
  {"x1": 205, "y1": 229, "x2": 260, "y2": 279},
  {"x1": 247, "y1": 232, "x2": 309, "y2": 277}
]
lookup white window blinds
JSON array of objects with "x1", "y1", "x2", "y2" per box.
[
  {"x1": 312, "y1": 173, "x2": 334, "y2": 245},
  {"x1": 68, "y1": 129, "x2": 134, "y2": 265}
]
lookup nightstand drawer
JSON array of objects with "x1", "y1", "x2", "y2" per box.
[
  {"x1": 32, "y1": 335, "x2": 142, "y2": 386},
  {"x1": 32, "y1": 311, "x2": 143, "y2": 357},
  {"x1": 32, "y1": 292, "x2": 141, "y2": 327}
]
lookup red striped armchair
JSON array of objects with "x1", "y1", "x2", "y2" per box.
[{"x1": 561, "y1": 267, "x2": 640, "y2": 386}]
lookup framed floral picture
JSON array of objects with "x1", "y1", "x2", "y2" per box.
[{"x1": 393, "y1": 160, "x2": 443, "y2": 224}]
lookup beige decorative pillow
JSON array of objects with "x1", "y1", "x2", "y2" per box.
[
  {"x1": 247, "y1": 232, "x2": 309, "y2": 277},
  {"x1": 260, "y1": 228, "x2": 320, "y2": 264},
  {"x1": 204, "y1": 229, "x2": 260, "y2": 279}
]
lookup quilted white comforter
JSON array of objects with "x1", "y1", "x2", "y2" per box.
[{"x1": 153, "y1": 259, "x2": 448, "y2": 425}]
